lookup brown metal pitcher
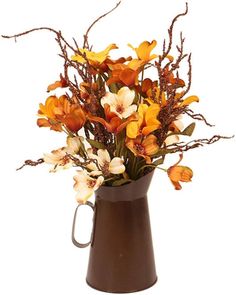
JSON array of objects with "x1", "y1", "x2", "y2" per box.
[{"x1": 72, "y1": 171, "x2": 157, "y2": 293}]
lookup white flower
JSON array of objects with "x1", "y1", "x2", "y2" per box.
[
  {"x1": 164, "y1": 118, "x2": 184, "y2": 146},
  {"x1": 101, "y1": 86, "x2": 137, "y2": 119},
  {"x1": 43, "y1": 136, "x2": 83, "y2": 172},
  {"x1": 43, "y1": 148, "x2": 72, "y2": 172},
  {"x1": 73, "y1": 170, "x2": 104, "y2": 204},
  {"x1": 86, "y1": 148, "x2": 125, "y2": 176},
  {"x1": 66, "y1": 136, "x2": 83, "y2": 154}
]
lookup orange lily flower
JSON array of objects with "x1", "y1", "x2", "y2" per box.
[
  {"x1": 128, "y1": 40, "x2": 157, "y2": 68},
  {"x1": 126, "y1": 103, "x2": 161, "y2": 138},
  {"x1": 126, "y1": 134, "x2": 159, "y2": 164},
  {"x1": 88, "y1": 104, "x2": 138, "y2": 134},
  {"x1": 167, "y1": 154, "x2": 193, "y2": 190},
  {"x1": 47, "y1": 74, "x2": 68, "y2": 92},
  {"x1": 37, "y1": 95, "x2": 86, "y2": 133},
  {"x1": 106, "y1": 63, "x2": 139, "y2": 87}
]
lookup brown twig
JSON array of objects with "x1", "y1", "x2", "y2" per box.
[
  {"x1": 166, "y1": 135, "x2": 234, "y2": 152},
  {"x1": 159, "y1": 2, "x2": 188, "y2": 63},
  {"x1": 184, "y1": 109, "x2": 214, "y2": 127},
  {"x1": 2, "y1": 27, "x2": 76, "y2": 52},
  {"x1": 83, "y1": 1, "x2": 122, "y2": 49},
  {"x1": 16, "y1": 158, "x2": 44, "y2": 171}
]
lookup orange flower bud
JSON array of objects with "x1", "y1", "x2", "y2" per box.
[
  {"x1": 167, "y1": 165, "x2": 193, "y2": 190},
  {"x1": 167, "y1": 154, "x2": 193, "y2": 190}
]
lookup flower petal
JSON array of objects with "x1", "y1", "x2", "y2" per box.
[
  {"x1": 126, "y1": 121, "x2": 139, "y2": 138},
  {"x1": 97, "y1": 149, "x2": 111, "y2": 165},
  {"x1": 117, "y1": 86, "x2": 135, "y2": 107},
  {"x1": 66, "y1": 136, "x2": 82, "y2": 154},
  {"x1": 101, "y1": 92, "x2": 117, "y2": 108},
  {"x1": 180, "y1": 95, "x2": 199, "y2": 107},
  {"x1": 109, "y1": 157, "x2": 125, "y2": 174},
  {"x1": 122, "y1": 104, "x2": 137, "y2": 119},
  {"x1": 164, "y1": 133, "x2": 180, "y2": 145},
  {"x1": 75, "y1": 187, "x2": 94, "y2": 204},
  {"x1": 142, "y1": 135, "x2": 159, "y2": 155}
]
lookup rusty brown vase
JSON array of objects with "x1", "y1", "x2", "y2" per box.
[{"x1": 72, "y1": 171, "x2": 157, "y2": 293}]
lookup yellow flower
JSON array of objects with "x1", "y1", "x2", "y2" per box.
[
  {"x1": 71, "y1": 44, "x2": 118, "y2": 64},
  {"x1": 126, "y1": 103, "x2": 161, "y2": 138},
  {"x1": 179, "y1": 95, "x2": 199, "y2": 107},
  {"x1": 167, "y1": 154, "x2": 193, "y2": 190},
  {"x1": 128, "y1": 40, "x2": 157, "y2": 63},
  {"x1": 126, "y1": 134, "x2": 159, "y2": 164}
]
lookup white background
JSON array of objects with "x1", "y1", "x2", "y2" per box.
[{"x1": 0, "y1": 0, "x2": 236, "y2": 294}]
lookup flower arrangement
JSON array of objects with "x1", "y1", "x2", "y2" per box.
[{"x1": 3, "y1": 2, "x2": 230, "y2": 204}]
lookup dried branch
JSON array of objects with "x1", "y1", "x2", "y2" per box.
[
  {"x1": 2, "y1": 27, "x2": 76, "y2": 52},
  {"x1": 159, "y1": 2, "x2": 188, "y2": 63},
  {"x1": 171, "y1": 32, "x2": 188, "y2": 71},
  {"x1": 184, "y1": 109, "x2": 214, "y2": 127},
  {"x1": 83, "y1": 1, "x2": 122, "y2": 49},
  {"x1": 16, "y1": 158, "x2": 44, "y2": 171},
  {"x1": 181, "y1": 53, "x2": 192, "y2": 98},
  {"x1": 166, "y1": 135, "x2": 234, "y2": 153}
]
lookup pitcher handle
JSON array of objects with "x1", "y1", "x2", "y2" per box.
[{"x1": 72, "y1": 201, "x2": 95, "y2": 248}]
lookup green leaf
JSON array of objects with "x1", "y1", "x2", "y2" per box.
[
  {"x1": 112, "y1": 178, "x2": 132, "y2": 186},
  {"x1": 86, "y1": 139, "x2": 106, "y2": 150},
  {"x1": 165, "y1": 122, "x2": 196, "y2": 139},
  {"x1": 108, "y1": 83, "x2": 118, "y2": 93},
  {"x1": 181, "y1": 122, "x2": 196, "y2": 136},
  {"x1": 153, "y1": 157, "x2": 165, "y2": 166},
  {"x1": 155, "y1": 148, "x2": 173, "y2": 156}
]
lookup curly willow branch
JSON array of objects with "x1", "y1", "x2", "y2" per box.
[
  {"x1": 166, "y1": 135, "x2": 234, "y2": 153},
  {"x1": 16, "y1": 158, "x2": 44, "y2": 171},
  {"x1": 83, "y1": 1, "x2": 122, "y2": 49}
]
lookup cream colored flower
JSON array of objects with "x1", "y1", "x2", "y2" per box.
[
  {"x1": 73, "y1": 170, "x2": 104, "y2": 204},
  {"x1": 43, "y1": 147, "x2": 71, "y2": 172},
  {"x1": 43, "y1": 136, "x2": 83, "y2": 172},
  {"x1": 66, "y1": 136, "x2": 83, "y2": 154},
  {"x1": 86, "y1": 148, "x2": 125, "y2": 176},
  {"x1": 164, "y1": 118, "x2": 184, "y2": 146},
  {"x1": 101, "y1": 86, "x2": 137, "y2": 119}
]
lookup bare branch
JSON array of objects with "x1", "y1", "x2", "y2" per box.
[
  {"x1": 83, "y1": 1, "x2": 122, "y2": 49},
  {"x1": 2, "y1": 27, "x2": 76, "y2": 52},
  {"x1": 184, "y1": 109, "x2": 215, "y2": 127},
  {"x1": 16, "y1": 158, "x2": 44, "y2": 171},
  {"x1": 166, "y1": 135, "x2": 234, "y2": 153},
  {"x1": 159, "y1": 2, "x2": 188, "y2": 62}
]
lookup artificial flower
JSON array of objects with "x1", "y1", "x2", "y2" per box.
[
  {"x1": 167, "y1": 154, "x2": 193, "y2": 190},
  {"x1": 88, "y1": 104, "x2": 138, "y2": 134},
  {"x1": 86, "y1": 149, "x2": 125, "y2": 176},
  {"x1": 126, "y1": 134, "x2": 159, "y2": 164},
  {"x1": 73, "y1": 170, "x2": 104, "y2": 204},
  {"x1": 43, "y1": 147, "x2": 71, "y2": 172},
  {"x1": 43, "y1": 136, "x2": 83, "y2": 172},
  {"x1": 71, "y1": 44, "x2": 118, "y2": 65},
  {"x1": 164, "y1": 117, "x2": 184, "y2": 145},
  {"x1": 106, "y1": 64, "x2": 139, "y2": 87},
  {"x1": 126, "y1": 103, "x2": 161, "y2": 138},
  {"x1": 101, "y1": 86, "x2": 137, "y2": 119},
  {"x1": 128, "y1": 40, "x2": 157, "y2": 66},
  {"x1": 66, "y1": 136, "x2": 83, "y2": 154},
  {"x1": 37, "y1": 95, "x2": 86, "y2": 133},
  {"x1": 47, "y1": 75, "x2": 68, "y2": 92}
]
